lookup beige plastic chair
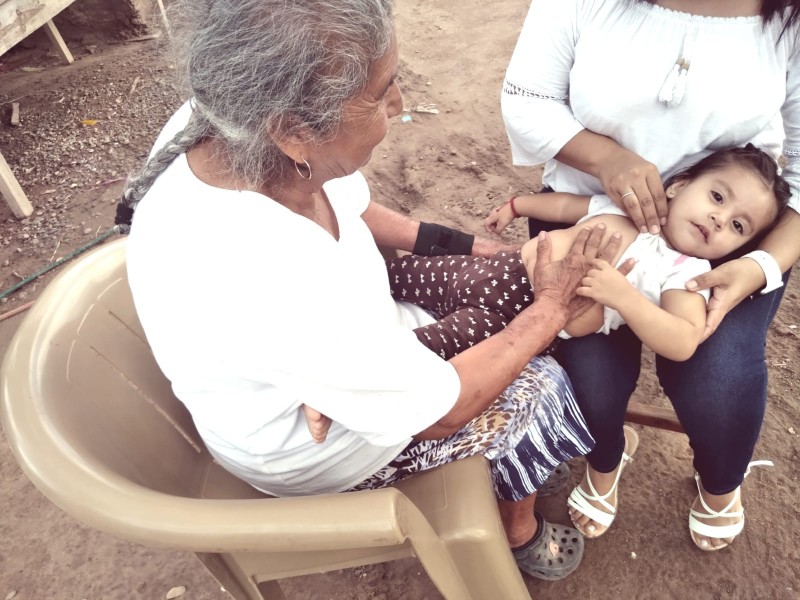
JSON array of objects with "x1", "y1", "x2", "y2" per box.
[{"x1": 0, "y1": 237, "x2": 531, "y2": 600}]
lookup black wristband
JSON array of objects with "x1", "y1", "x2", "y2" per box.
[{"x1": 413, "y1": 222, "x2": 475, "y2": 256}]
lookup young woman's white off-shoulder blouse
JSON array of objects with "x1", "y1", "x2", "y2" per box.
[{"x1": 502, "y1": 0, "x2": 800, "y2": 213}]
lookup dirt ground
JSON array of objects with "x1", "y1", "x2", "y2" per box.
[{"x1": 1, "y1": 1, "x2": 799, "y2": 599}]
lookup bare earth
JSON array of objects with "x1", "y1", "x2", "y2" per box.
[{"x1": 1, "y1": 1, "x2": 798, "y2": 599}]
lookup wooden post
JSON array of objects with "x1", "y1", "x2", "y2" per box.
[
  {"x1": 0, "y1": 151, "x2": 34, "y2": 219},
  {"x1": 43, "y1": 19, "x2": 74, "y2": 64},
  {"x1": 10, "y1": 103, "x2": 20, "y2": 127},
  {"x1": 156, "y1": 0, "x2": 170, "y2": 34}
]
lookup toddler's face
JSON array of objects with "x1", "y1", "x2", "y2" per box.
[{"x1": 661, "y1": 165, "x2": 778, "y2": 259}]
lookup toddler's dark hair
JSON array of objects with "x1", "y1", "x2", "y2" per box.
[
  {"x1": 665, "y1": 143, "x2": 790, "y2": 228},
  {"x1": 665, "y1": 143, "x2": 790, "y2": 262}
]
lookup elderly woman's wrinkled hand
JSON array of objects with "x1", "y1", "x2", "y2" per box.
[
  {"x1": 472, "y1": 234, "x2": 522, "y2": 257},
  {"x1": 303, "y1": 404, "x2": 332, "y2": 443},
  {"x1": 533, "y1": 225, "x2": 631, "y2": 322}
]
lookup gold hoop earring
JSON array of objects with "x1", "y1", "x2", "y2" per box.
[{"x1": 294, "y1": 157, "x2": 312, "y2": 180}]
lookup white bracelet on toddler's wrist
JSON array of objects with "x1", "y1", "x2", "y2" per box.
[{"x1": 743, "y1": 250, "x2": 784, "y2": 295}]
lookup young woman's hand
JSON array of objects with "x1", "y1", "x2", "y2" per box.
[
  {"x1": 598, "y1": 147, "x2": 669, "y2": 234},
  {"x1": 685, "y1": 257, "x2": 767, "y2": 341},
  {"x1": 483, "y1": 202, "x2": 516, "y2": 234}
]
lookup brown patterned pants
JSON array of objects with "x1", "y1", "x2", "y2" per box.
[{"x1": 386, "y1": 251, "x2": 533, "y2": 360}]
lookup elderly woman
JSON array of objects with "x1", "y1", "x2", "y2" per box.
[{"x1": 119, "y1": 0, "x2": 623, "y2": 581}]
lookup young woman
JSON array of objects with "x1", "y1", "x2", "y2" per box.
[{"x1": 501, "y1": 0, "x2": 800, "y2": 551}]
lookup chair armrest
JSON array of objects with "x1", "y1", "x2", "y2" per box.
[
  {"x1": 9, "y1": 444, "x2": 413, "y2": 552},
  {"x1": 2, "y1": 360, "x2": 414, "y2": 553},
  {"x1": 64, "y1": 480, "x2": 413, "y2": 552}
]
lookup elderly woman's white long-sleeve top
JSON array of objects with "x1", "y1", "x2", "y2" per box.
[
  {"x1": 502, "y1": 0, "x2": 800, "y2": 213},
  {"x1": 127, "y1": 104, "x2": 460, "y2": 497}
]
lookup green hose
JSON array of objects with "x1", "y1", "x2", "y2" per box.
[{"x1": 0, "y1": 226, "x2": 121, "y2": 302}]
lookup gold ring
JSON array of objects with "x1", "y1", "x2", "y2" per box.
[{"x1": 620, "y1": 191, "x2": 636, "y2": 201}]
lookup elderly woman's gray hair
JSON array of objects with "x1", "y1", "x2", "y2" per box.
[{"x1": 118, "y1": 0, "x2": 394, "y2": 226}]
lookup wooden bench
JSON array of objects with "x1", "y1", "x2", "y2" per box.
[
  {"x1": 626, "y1": 400, "x2": 683, "y2": 433},
  {"x1": 1, "y1": 0, "x2": 78, "y2": 63},
  {"x1": 1, "y1": 0, "x2": 82, "y2": 219}
]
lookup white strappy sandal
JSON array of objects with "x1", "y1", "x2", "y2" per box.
[
  {"x1": 567, "y1": 425, "x2": 639, "y2": 538},
  {"x1": 688, "y1": 459, "x2": 773, "y2": 551}
]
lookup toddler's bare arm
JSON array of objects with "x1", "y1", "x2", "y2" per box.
[{"x1": 484, "y1": 192, "x2": 591, "y2": 234}]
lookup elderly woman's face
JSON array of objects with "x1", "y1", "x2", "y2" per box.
[{"x1": 309, "y1": 34, "x2": 403, "y2": 179}]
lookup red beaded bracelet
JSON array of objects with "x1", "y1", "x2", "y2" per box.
[{"x1": 508, "y1": 196, "x2": 521, "y2": 219}]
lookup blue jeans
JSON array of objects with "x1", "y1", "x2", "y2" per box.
[{"x1": 528, "y1": 215, "x2": 788, "y2": 495}]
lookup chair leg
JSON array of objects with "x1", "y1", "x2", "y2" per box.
[
  {"x1": 445, "y1": 538, "x2": 531, "y2": 600},
  {"x1": 414, "y1": 456, "x2": 531, "y2": 599},
  {"x1": 411, "y1": 540, "x2": 474, "y2": 600},
  {"x1": 195, "y1": 552, "x2": 283, "y2": 600},
  {"x1": 402, "y1": 502, "x2": 474, "y2": 600}
]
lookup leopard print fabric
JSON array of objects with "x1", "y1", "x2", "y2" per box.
[{"x1": 348, "y1": 355, "x2": 594, "y2": 501}]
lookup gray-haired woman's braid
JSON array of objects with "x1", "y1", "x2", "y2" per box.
[{"x1": 115, "y1": 115, "x2": 208, "y2": 233}]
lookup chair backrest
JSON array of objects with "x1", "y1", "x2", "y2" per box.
[{"x1": 2, "y1": 236, "x2": 261, "y2": 502}]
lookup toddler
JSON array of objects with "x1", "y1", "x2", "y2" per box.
[{"x1": 388, "y1": 145, "x2": 789, "y2": 362}]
